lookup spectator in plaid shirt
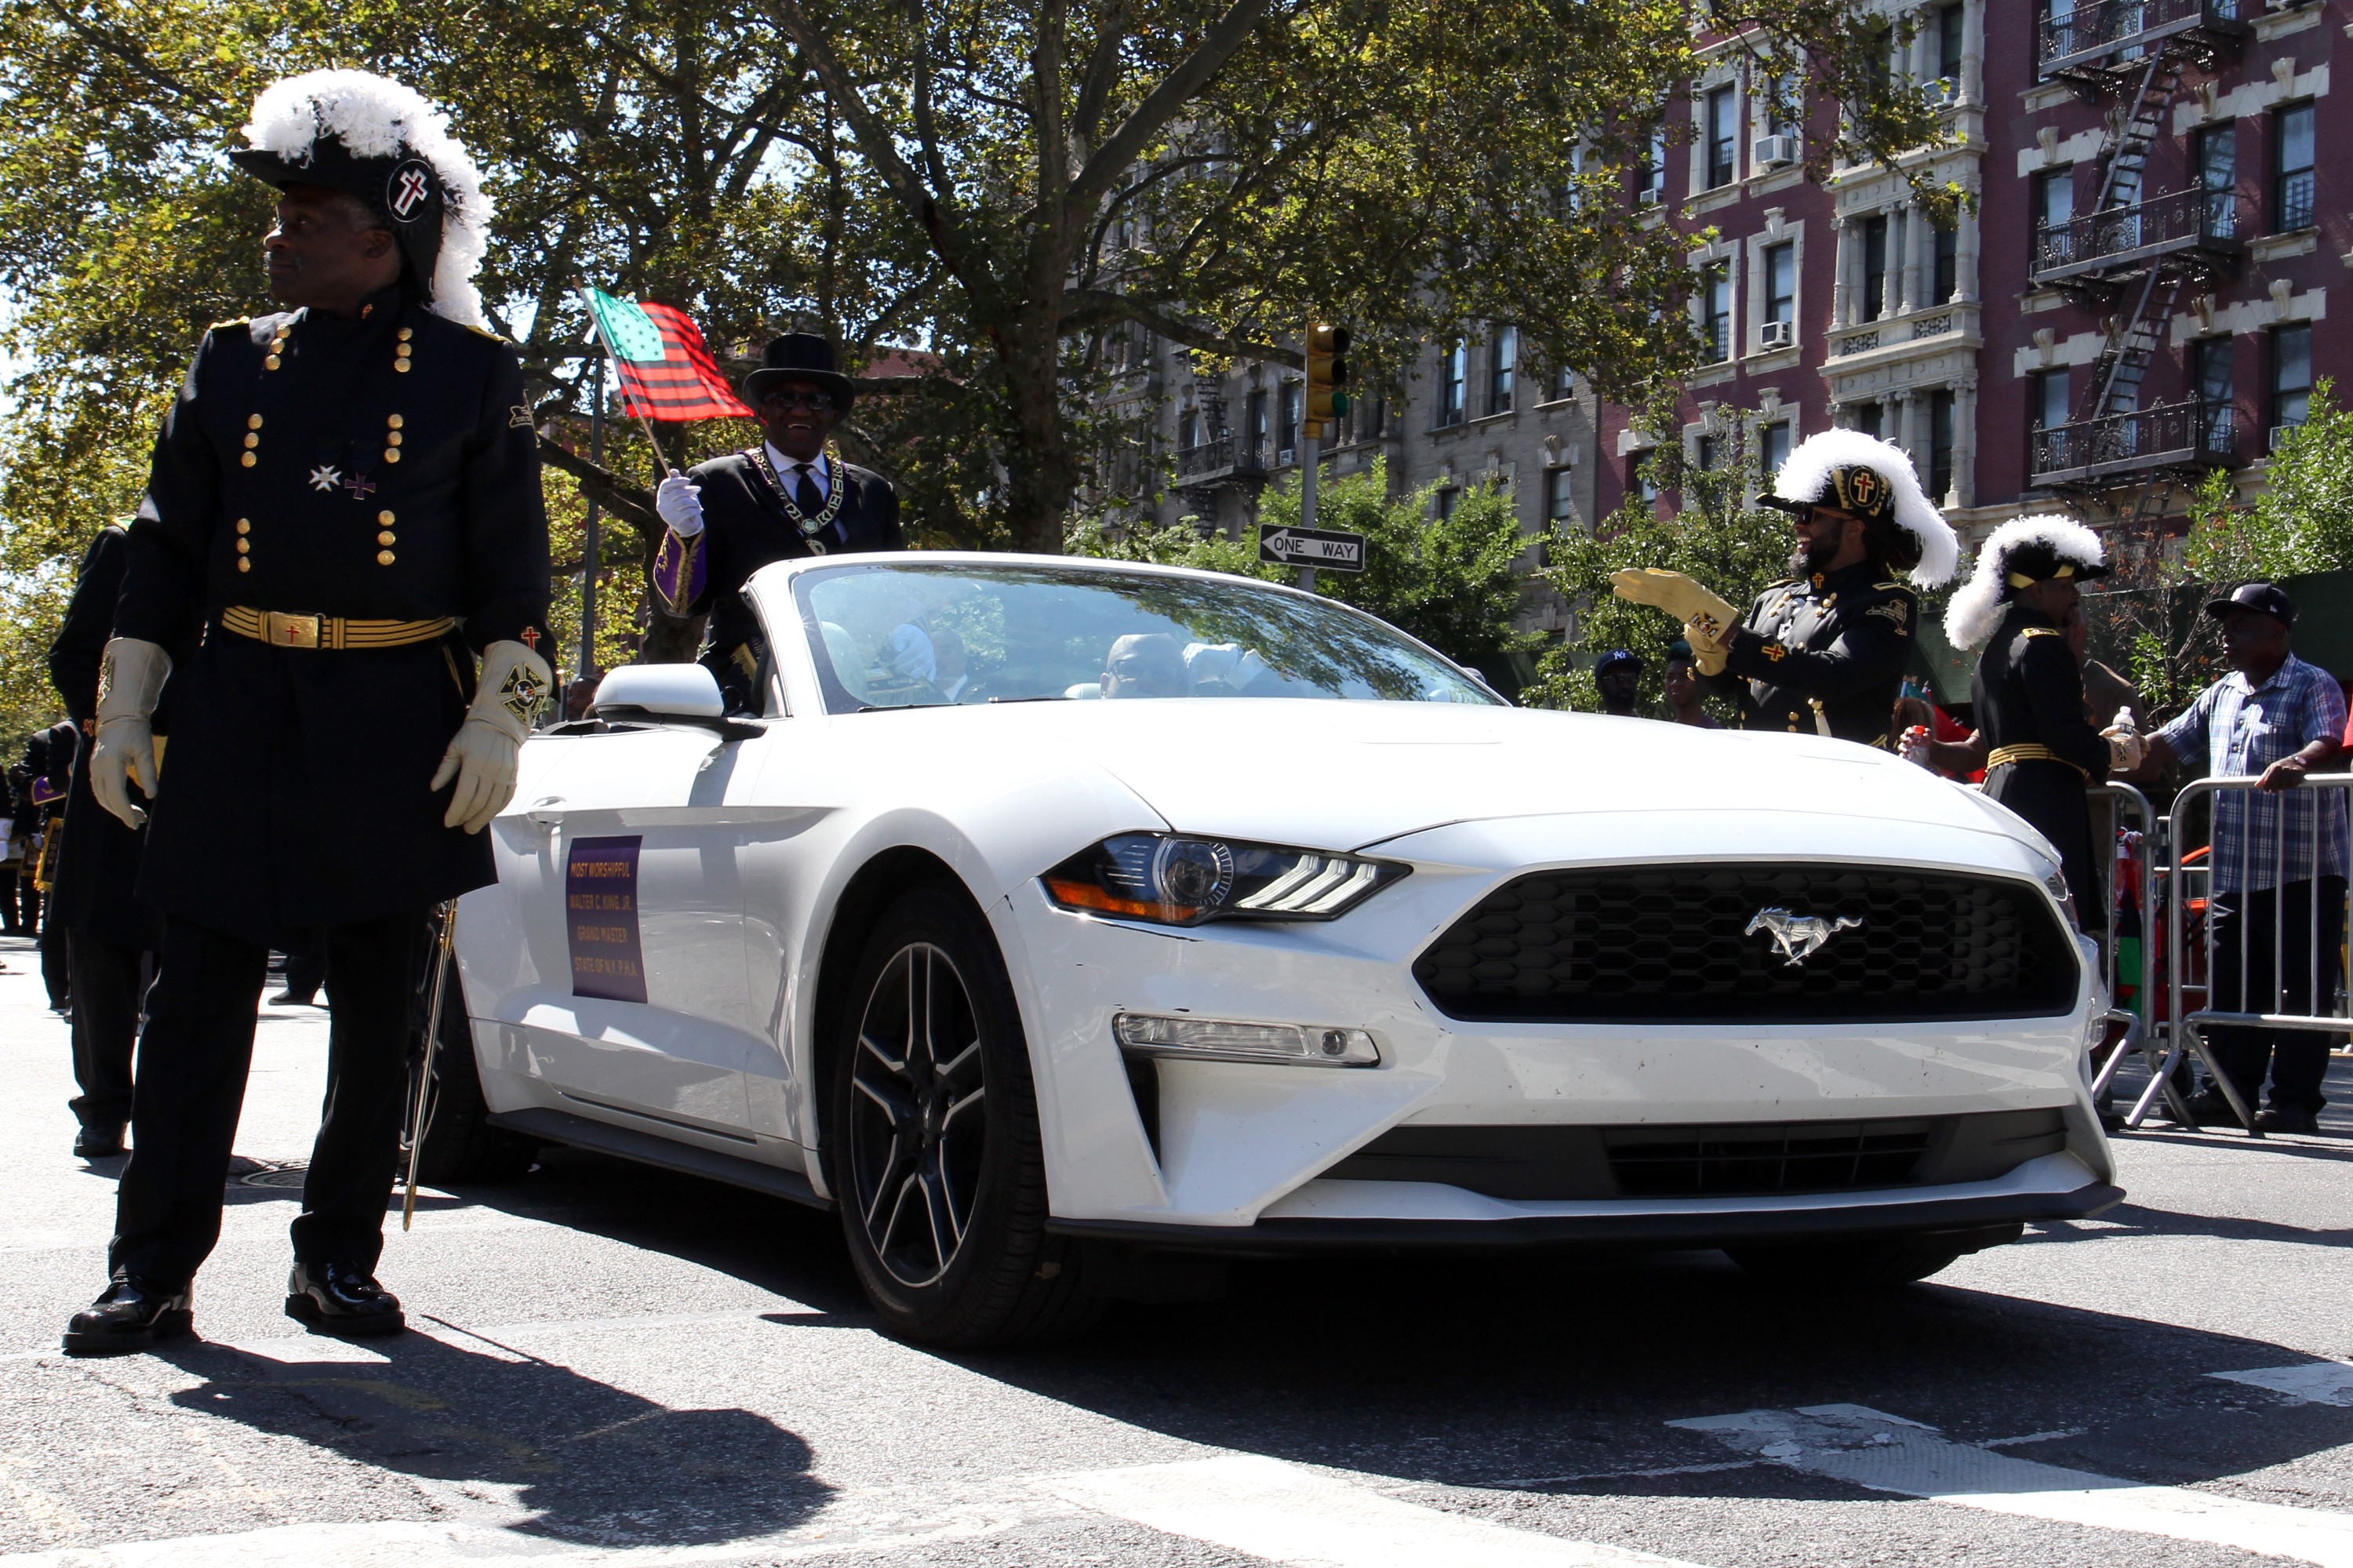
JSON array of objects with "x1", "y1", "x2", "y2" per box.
[{"x1": 2146, "y1": 584, "x2": 2346, "y2": 1133}]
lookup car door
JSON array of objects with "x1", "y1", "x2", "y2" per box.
[{"x1": 514, "y1": 722, "x2": 785, "y2": 1133}]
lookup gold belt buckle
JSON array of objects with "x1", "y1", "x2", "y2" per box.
[{"x1": 264, "y1": 611, "x2": 322, "y2": 649}]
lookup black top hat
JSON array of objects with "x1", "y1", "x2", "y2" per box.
[
  {"x1": 744, "y1": 333, "x2": 854, "y2": 407},
  {"x1": 2204, "y1": 581, "x2": 2297, "y2": 626},
  {"x1": 230, "y1": 138, "x2": 448, "y2": 304}
]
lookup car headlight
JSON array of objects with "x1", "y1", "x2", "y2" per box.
[{"x1": 1042, "y1": 832, "x2": 1406, "y2": 926}]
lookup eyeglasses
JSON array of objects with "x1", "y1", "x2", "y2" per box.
[{"x1": 762, "y1": 390, "x2": 837, "y2": 412}]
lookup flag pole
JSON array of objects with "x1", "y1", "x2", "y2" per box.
[{"x1": 577, "y1": 286, "x2": 679, "y2": 474}]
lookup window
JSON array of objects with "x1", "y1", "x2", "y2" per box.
[
  {"x1": 2033, "y1": 369, "x2": 2071, "y2": 433},
  {"x1": 1355, "y1": 395, "x2": 1387, "y2": 443},
  {"x1": 1763, "y1": 241, "x2": 1796, "y2": 330},
  {"x1": 1489, "y1": 325, "x2": 1517, "y2": 415},
  {"x1": 1438, "y1": 342, "x2": 1467, "y2": 427},
  {"x1": 2036, "y1": 167, "x2": 2075, "y2": 265},
  {"x1": 1932, "y1": 221, "x2": 1958, "y2": 302},
  {"x1": 1246, "y1": 387, "x2": 1268, "y2": 463},
  {"x1": 1628, "y1": 453, "x2": 1660, "y2": 504},
  {"x1": 1695, "y1": 434, "x2": 1719, "y2": 472},
  {"x1": 2042, "y1": 0, "x2": 2077, "y2": 76},
  {"x1": 2197, "y1": 122, "x2": 2236, "y2": 238},
  {"x1": 1932, "y1": 2, "x2": 1965, "y2": 90},
  {"x1": 1278, "y1": 381, "x2": 1300, "y2": 457},
  {"x1": 1547, "y1": 364, "x2": 1576, "y2": 402},
  {"x1": 2272, "y1": 323, "x2": 2312, "y2": 431},
  {"x1": 1706, "y1": 85, "x2": 1739, "y2": 188},
  {"x1": 1435, "y1": 486, "x2": 1461, "y2": 521},
  {"x1": 1179, "y1": 409, "x2": 1202, "y2": 450},
  {"x1": 1546, "y1": 466, "x2": 1577, "y2": 522},
  {"x1": 1702, "y1": 262, "x2": 1733, "y2": 361},
  {"x1": 1761, "y1": 73, "x2": 1794, "y2": 139},
  {"x1": 1759, "y1": 420, "x2": 1792, "y2": 477},
  {"x1": 1929, "y1": 389, "x2": 1955, "y2": 501},
  {"x1": 2275, "y1": 103, "x2": 2315, "y2": 231},
  {"x1": 1854, "y1": 402, "x2": 1885, "y2": 438},
  {"x1": 1636, "y1": 129, "x2": 1667, "y2": 205},
  {"x1": 1860, "y1": 215, "x2": 1890, "y2": 322},
  {"x1": 2191, "y1": 336, "x2": 2235, "y2": 449}
]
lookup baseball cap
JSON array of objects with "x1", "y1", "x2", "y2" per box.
[
  {"x1": 2202, "y1": 582, "x2": 2297, "y2": 627},
  {"x1": 1595, "y1": 648, "x2": 1642, "y2": 678}
]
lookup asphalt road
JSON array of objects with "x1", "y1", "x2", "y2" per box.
[{"x1": 5, "y1": 936, "x2": 2353, "y2": 1568}]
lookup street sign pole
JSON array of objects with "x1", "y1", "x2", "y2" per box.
[{"x1": 1297, "y1": 430, "x2": 1319, "y2": 591}]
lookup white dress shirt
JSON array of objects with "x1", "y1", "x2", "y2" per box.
[{"x1": 767, "y1": 442, "x2": 832, "y2": 500}]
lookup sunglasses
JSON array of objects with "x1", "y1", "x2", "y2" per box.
[{"x1": 762, "y1": 390, "x2": 837, "y2": 412}]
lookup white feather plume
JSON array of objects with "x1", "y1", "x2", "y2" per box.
[
  {"x1": 1769, "y1": 427, "x2": 1960, "y2": 588},
  {"x1": 239, "y1": 70, "x2": 492, "y2": 329},
  {"x1": 1942, "y1": 512, "x2": 2105, "y2": 651}
]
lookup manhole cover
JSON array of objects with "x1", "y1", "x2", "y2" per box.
[{"x1": 239, "y1": 1162, "x2": 309, "y2": 1189}]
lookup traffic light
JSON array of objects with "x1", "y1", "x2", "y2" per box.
[{"x1": 1304, "y1": 322, "x2": 1350, "y2": 438}]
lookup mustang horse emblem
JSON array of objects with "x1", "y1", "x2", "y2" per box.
[{"x1": 1745, "y1": 907, "x2": 1862, "y2": 967}]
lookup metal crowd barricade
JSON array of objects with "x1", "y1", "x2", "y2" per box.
[
  {"x1": 2086, "y1": 781, "x2": 2188, "y2": 1121},
  {"x1": 2140, "y1": 773, "x2": 2353, "y2": 1137}
]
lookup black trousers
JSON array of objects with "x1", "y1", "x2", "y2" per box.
[
  {"x1": 2202, "y1": 876, "x2": 2348, "y2": 1115},
  {"x1": 39, "y1": 900, "x2": 71, "y2": 1009},
  {"x1": 67, "y1": 930, "x2": 147, "y2": 1132},
  {"x1": 275, "y1": 942, "x2": 327, "y2": 1003},
  {"x1": 109, "y1": 910, "x2": 424, "y2": 1289}
]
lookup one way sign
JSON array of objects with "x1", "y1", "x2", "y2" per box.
[{"x1": 1257, "y1": 524, "x2": 1367, "y2": 573}]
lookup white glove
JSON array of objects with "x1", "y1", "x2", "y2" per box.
[
  {"x1": 656, "y1": 472, "x2": 704, "y2": 537},
  {"x1": 90, "y1": 638, "x2": 171, "y2": 829},
  {"x1": 429, "y1": 640, "x2": 553, "y2": 833}
]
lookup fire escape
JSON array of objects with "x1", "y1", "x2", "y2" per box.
[
  {"x1": 2028, "y1": 0, "x2": 2250, "y2": 526},
  {"x1": 1174, "y1": 383, "x2": 1269, "y2": 519}
]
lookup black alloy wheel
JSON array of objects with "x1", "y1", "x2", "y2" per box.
[
  {"x1": 827, "y1": 882, "x2": 1104, "y2": 1345},
  {"x1": 846, "y1": 940, "x2": 987, "y2": 1287}
]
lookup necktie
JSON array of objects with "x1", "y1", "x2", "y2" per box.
[{"x1": 793, "y1": 463, "x2": 824, "y2": 519}]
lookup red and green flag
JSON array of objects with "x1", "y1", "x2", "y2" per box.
[{"x1": 582, "y1": 288, "x2": 753, "y2": 422}]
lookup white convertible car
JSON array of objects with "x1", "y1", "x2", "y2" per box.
[{"x1": 428, "y1": 552, "x2": 2121, "y2": 1345}]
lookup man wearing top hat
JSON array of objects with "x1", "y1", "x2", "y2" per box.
[
  {"x1": 651, "y1": 333, "x2": 904, "y2": 712},
  {"x1": 1938, "y1": 516, "x2": 2144, "y2": 926},
  {"x1": 63, "y1": 71, "x2": 552, "y2": 1354},
  {"x1": 1609, "y1": 429, "x2": 1959, "y2": 747}
]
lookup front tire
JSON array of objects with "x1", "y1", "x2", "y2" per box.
[{"x1": 827, "y1": 882, "x2": 1103, "y2": 1346}]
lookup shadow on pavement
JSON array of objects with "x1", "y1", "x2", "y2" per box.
[{"x1": 158, "y1": 1328, "x2": 831, "y2": 1548}]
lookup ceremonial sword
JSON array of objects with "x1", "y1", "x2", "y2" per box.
[{"x1": 402, "y1": 902, "x2": 460, "y2": 1231}]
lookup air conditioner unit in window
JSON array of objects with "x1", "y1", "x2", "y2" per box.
[
  {"x1": 1753, "y1": 135, "x2": 1797, "y2": 169},
  {"x1": 1277, "y1": 446, "x2": 1298, "y2": 468},
  {"x1": 1759, "y1": 320, "x2": 1795, "y2": 350},
  {"x1": 2270, "y1": 423, "x2": 2300, "y2": 453}
]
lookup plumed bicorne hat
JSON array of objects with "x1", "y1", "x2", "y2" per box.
[
  {"x1": 1758, "y1": 428, "x2": 1960, "y2": 588},
  {"x1": 1943, "y1": 513, "x2": 2108, "y2": 651},
  {"x1": 227, "y1": 70, "x2": 492, "y2": 329}
]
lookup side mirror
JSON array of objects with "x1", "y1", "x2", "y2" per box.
[{"x1": 592, "y1": 664, "x2": 724, "y2": 722}]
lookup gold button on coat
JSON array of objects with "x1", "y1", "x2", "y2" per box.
[
  {"x1": 378, "y1": 531, "x2": 397, "y2": 546},
  {"x1": 236, "y1": 558, "x2": 252, "y2": 573},
  {"x1": 264, "y1": 356, "x2": 281, "y2": 370},
  {"x1": 235, "y1": 539, "x2": 249, "y2": 554},
  {"x1": 376, "y1": 550, "x2": 396, "y2": 566},
  {"x1": 377, "y1": 510, "x2": 395, "y2": 525},
  {"x1": 247, "y1": 414, "x2": 264, "y2": 430},
  {"x1": 384, "y1": 448, "x2": 401, "y2": 463},
  {"x1": 235, "y1": 518, "x2": 250, "y2": 534},
  {"x1": 240, "y1": 453, "x2": 256, "y2": 467},
  {"x1": 387, "y1": 414, "x2": 404, "y2": 430},
  {"x1": 242, "y1": 432, "x2": 259, "y2": 449}
]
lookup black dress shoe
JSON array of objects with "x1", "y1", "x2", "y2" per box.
[
  {"x1": 285, "y1": 1261, "x2": 405, "y2": 1337},
  {"x1": 63, "y1": 1279, "x2": 193, "y2": 1356},
  {"x1": 2254, "y1": 1106, "x2": 2322, "y2": 1134},
  {"x1": 72, "y1": 1125, "x2": 125, "y2": 1159},
  {"x1": 267, "y1": 990, "x2": 317, "y2": 1006},
  {"x1": 2179, "y1": 1090, "x2": 2254, "y2": 1126}
]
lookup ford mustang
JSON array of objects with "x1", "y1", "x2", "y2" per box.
[{"x1": 427, "y1": 553, "x2": 2122, "y2": 1345}]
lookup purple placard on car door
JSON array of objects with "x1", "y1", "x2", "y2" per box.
[{"x1": 566, "y1": 835, "x2": 648, "y2": 1003}]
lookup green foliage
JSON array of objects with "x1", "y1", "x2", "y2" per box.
[
  {"x1": 1064, "y1": 513, "x2": 1284, "y2": 581},
  {"x1": 1526, "y1": 421, "x2": 1791, "y2": 716},
  {"x1": 2184, "y1": 380, "x2": 2353, "y2": 582}
]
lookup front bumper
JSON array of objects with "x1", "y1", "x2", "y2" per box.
[{"x1": 1047, "y1": 1153, "x2": 2120, "y2": 1255}]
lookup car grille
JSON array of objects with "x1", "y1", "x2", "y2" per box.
[
  {"x1": 1412, "y1": 863, "x2": 2078, "y2": 1023},
  {"x1": 1323, "y1": 1108, "x2": 2068, "y2": 1201}
]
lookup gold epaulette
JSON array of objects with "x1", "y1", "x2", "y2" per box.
[
  {"x1": 2021, "y1": 627, "x2": 2061, "y2": 638},
  {"x1": 463, "y1": 322, "x2": 511, "y2": 344},
  {"x1": 209, "y1": 318, "x2": 251, "y2": 331},
  {"x1": 1874, "y1": 580, "x2": 1904, "y2": 591}
]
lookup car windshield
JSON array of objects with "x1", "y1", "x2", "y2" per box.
[{"x1": 790, "y1": 561, "x2": 1500, "y2": 715}]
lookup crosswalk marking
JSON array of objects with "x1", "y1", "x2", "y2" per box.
[
  {"x1": 1673, "y1": 1402, "x2": 2353, "y2": 1567},
  {"x1": 2212, "y1": 1362, "x2": 2353, "y2": 1407},
  {"x1": 1042, "y1": 1454, "x2": 1707, "y2": 1568}
]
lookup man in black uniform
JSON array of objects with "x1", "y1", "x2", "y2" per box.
[
  {"x1": 47, "y1": 522, "x2": 195, "y2": 1159},
  {"x1": 1612, "y1": 430, "x2": 1958, "y2": 747},
  {"x1": 651, "y1": 333, "x2": 904, "y2": 711},
  {"x1": 64, "y1": 70, "x2": 552, "y2": 1355},
  {"x1": 1937, "y1": 516, "x2": 2142, "y2": 924}
]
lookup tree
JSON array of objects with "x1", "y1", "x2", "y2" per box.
[{"x1": 1523, "y1": 420, "x2": 1791, "y2": 716}]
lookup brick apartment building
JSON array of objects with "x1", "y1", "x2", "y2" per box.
[{"x1": 1597, "y1": 0, "x2": 2348, "y2": 562}]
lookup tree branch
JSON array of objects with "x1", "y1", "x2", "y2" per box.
[
  {"x1": 1060, "y1": 289, "x2": 1293, "y2": 365},
  {"x1": 536, "y1": 436, "x2": 662, "y2": 537},
  {"x1": 1063, "y1": 0, "x2": 1276, "y2": 220},
  {"x1": 1071, "y1": 2, "x2": 1130, "y2": 151}
]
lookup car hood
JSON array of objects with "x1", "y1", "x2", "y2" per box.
[{"x1": 905, "y1": 698, "x2": 2042, "y2": 857}]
